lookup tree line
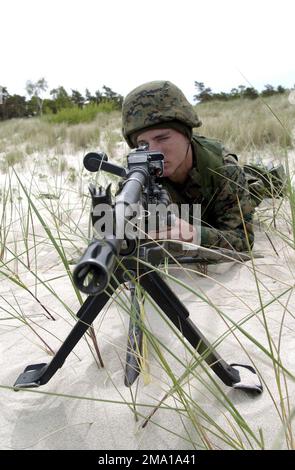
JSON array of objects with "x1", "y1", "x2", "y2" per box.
[
  {"x1": 194, "y1": 81, "x2": 289, "y2": 103},
  {"x1": 0, "y1": 78, "x2": 123, "y2": 121},
  {"x1": 0, "y1": 78, "x2": 292, "y2": 121}
]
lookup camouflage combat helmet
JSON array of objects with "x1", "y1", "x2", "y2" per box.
[{"x1": 122, "y1": 80, "x2": 202, "y2": 148}]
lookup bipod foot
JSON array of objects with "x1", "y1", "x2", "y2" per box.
[
  {"x1": 230, "y1": 363, "x2": 263, "y2": 393},
  {"x1": 13, "y1": 288, "x2": 113, "y2": 390},
  {"x1": 139, "y1": 270, "x2": 263, "y2": 394},
  {"x1": 14, "y1": 363, "x2": 48, "y2": 390}
]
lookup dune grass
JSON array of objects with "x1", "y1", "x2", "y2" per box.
[
  {"x1": 0, "y1": 96, "x2": 295, "y2": 450},
  {"x1": 195, "y1": 92, "x2": 295, "y2": 156},
  {"x1": 0, "y1": 110, "x2": 122, "y2": 160}
]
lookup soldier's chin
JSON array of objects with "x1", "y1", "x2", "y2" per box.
[{"x1": 163, "y1": 166, "x2": 172, "y2": 177}]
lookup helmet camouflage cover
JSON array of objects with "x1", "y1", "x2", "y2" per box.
[{"x1": 122, "y1": 80, "x2": 202, "y2": 148}]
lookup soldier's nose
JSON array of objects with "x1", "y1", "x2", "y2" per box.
[{"x1": 148, "y1": 142, "x2": 160, "y2": 152}]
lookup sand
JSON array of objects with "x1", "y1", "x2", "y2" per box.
[{"x1": 0, "y1": 161, "x2": 294, "y2": 450}]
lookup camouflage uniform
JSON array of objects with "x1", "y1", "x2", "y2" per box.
[
  {"x1": 122, "y1": 80, "x2": 254, "y2": 252},
  {"x1": 160, "y1": 135, "x2": 254, "y2": 251}
]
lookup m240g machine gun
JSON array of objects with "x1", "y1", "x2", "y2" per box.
[{"x1": 14, "y1": 147, "x2": 263, "y2": 393}]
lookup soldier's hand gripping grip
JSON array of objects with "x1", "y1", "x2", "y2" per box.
[{"x1": 73, "y1": 240, "x2": 118, "y2": 295}]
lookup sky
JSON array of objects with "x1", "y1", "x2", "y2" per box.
[{"x1": 1, "y1": 0, "x2": 295, "y2": 102}]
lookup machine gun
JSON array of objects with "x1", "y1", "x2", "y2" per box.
[{"x1": 14, "y1": 148, "x2": 263, "y2": 393}]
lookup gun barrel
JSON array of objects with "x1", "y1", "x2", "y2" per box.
[
  {"x1": 74, "y1": 168, "x2": 149, "y2": 295},
  {"x1": 73, "y1": 240, "x2": 119, "y2": 295}
]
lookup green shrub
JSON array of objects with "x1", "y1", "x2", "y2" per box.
[
  {"x1": 96, "y1": 101, "x2": 120, "y2": 113},
  {"x1": 45, "y1": 102, "x2": 118, "y2": 125},
  {"x1": 45, "y1": 105, "x2": 98, "y2": 125}
]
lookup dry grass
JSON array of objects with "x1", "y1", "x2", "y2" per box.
[
  {"x1": 1, "y1": 95, "x2": 294, "y2": 170},
  {"x1": 195, "y1": 93, "x2": 295, "y2": 158},
  {"x1": 0, "y1": 111, "x2": 122, "y2": 167}
]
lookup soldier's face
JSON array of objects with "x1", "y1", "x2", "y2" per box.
[{"x1": 136, "y1": 128, "x2": 192, "y2": 181}]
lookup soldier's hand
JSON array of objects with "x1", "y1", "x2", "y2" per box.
[{"x1": 148, "y1": 216, "x2": 197, "y2": 243}]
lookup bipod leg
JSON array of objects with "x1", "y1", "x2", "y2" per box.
[
  {"x1": 124, "y1": 281, "x2": 144, "y2": 387},
  {"x1": 140, "y1": 270, "x2": 262, "y2": 393},
  {"x1": 14, "y1": 279, "x2": 118, "y2": 389}
]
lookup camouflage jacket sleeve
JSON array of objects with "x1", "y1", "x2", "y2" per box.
[{"x1": 201, "y1": 155, "x2": 255, "y2": 252}]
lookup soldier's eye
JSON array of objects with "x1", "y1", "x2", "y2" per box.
[{"x1": 137, "y1": 140, "x2": 149, "y2": 148}]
